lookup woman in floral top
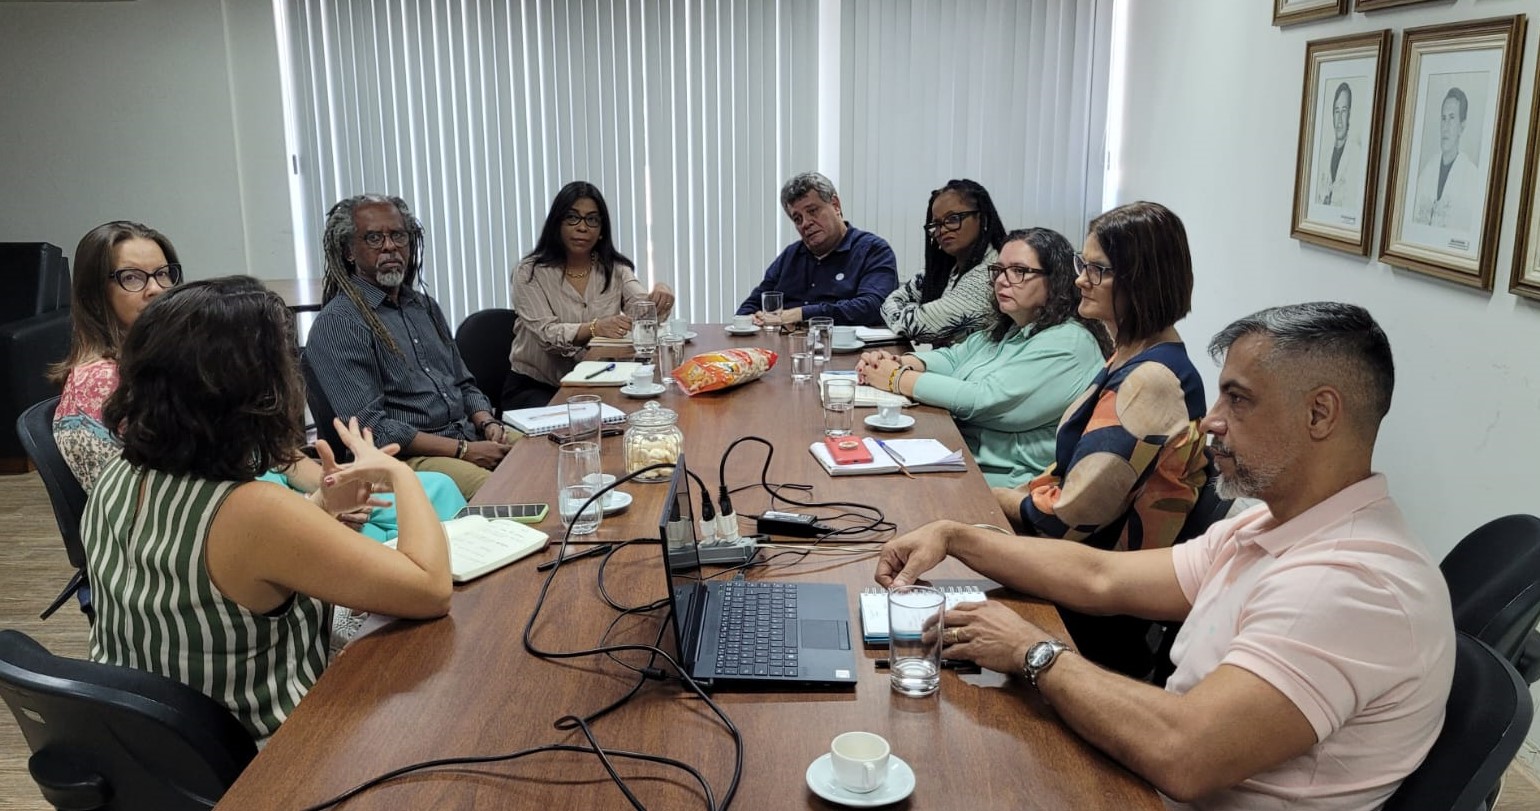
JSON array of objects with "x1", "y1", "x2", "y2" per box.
[{"x1": 879, "y1": 179, "x2": 1005, "y2": 347}]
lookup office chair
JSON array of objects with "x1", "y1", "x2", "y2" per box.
[
  {"x1": 454, "y1": 307, "x2": 518, "y2": 414},
  {"x1": 300, "y1": 349, "x2": 347, "y2": 461},
  {"x1": 1382, "y1": 632, "x2": 1532, "y2": 811},
  {"x1": 1149, "y1": 458, "x2": 1234, "y2": 686},
  {"x1": 15, "y1": 396, "x2": 92, "y2": 621},
  {"x1": 1440, "y1": 514, "x2": 1540, "y2": 684},
  {"x1": 0, "y1": 629, "x2": 257, "y2": 811}
]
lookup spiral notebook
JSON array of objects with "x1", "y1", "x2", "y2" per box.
[
  {"x1": 858, "y1": 580, "x2": 995, "y2": 645},
  {"x1": 501, "y1": 403, "x2": 628, "y2": 436}
]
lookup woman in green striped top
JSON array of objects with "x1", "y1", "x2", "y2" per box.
[{"x1": 81, "y1": 277, "x2": 453, "y2": 742}]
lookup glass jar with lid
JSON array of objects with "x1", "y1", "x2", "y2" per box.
[{"x1": 623, "y1": 401, "x2": 683, "y2": 481}]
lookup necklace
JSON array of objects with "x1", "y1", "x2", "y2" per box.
[{"x1": 564, "y1": 268, "x2": 590, "y2": 279}]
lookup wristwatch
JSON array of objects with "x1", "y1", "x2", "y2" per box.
[{"x1": 1022, "y1": 639, "x2": 1070, "y2": 689}]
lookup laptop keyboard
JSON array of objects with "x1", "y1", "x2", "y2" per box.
[{"x1": 713, "y1": 582, "x2": 800, "y2": 678}]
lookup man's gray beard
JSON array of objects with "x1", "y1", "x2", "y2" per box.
[
  {"x1": 1215, "y1": 472, "x2": 1248, "y2": 501},
  {"x1": 377, "y1": 269, "x2": 406, "y2": 287}
]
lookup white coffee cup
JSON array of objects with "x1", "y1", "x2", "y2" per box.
[
  {"x1": 831, "y1": 325, "x2": 857, "y2": 345},
  {"x1": 584, "y1": 472, "x2": 621, "y2": 508},
  {"x1": 829, "y1": 731, "x2": 890, "y2": 794},
  {"x1": 630, "y1": 365, "x2": 655, "y2": 389},
  {"x1": 732, "y1": 313, "x2": 754, "y2": 330},
  {"x1": 877, "y1": 402, "x2": 902, "y2": 425}
]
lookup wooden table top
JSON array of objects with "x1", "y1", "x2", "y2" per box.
[{"x1": 215, "y1": 326, "x2": 1160, "y2": 810}]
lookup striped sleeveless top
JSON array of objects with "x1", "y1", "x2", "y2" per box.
[{"x1": 82, "y1": 456, "x2": 329, "y2": 741}]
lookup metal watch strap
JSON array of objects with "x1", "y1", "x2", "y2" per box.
[{"x1": 1024, "y1": 640, "x2": 1070, "y2": 690}]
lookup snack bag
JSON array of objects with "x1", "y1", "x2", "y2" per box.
[{"x1": 672, "y1": 348, "x2": 779, "y2": 395}]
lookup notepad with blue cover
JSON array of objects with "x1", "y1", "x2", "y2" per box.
[{"x1": 859, "y1": 580, "x2": 997, "y2": 645}]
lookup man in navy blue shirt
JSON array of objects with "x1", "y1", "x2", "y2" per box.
[{"x1": 736, "y1": 172, "x2": 897, "y2": 326}]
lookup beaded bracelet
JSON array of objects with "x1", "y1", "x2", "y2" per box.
[{"x1": 887, "y1": 366, "x2": 904, "y2": 393}]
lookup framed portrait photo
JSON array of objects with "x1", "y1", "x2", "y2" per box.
[
  {"x1": 1510, "y1": 58, "x2": 1540, "y2": 302},
  {"x1": 1380, "y1": 16, "x2": 1527, "y2": 290},
  {"x1": 1274, "y1": 0, "x2": 1347, "y2": 27},
  {"x1": 1354, "y1": 0, "x2": 1438, "y2": 11},
  {"x1": 1290, "y1": 30, "x2": 1392, "y2": 255}
]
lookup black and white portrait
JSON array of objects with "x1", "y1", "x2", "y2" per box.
[{"x1": 1409, "y1": 74, "x2": 1487, "y2": 233}]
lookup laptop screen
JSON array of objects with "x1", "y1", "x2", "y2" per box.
[{"x1": 657, "y1": 453, "x2": 706, "y2": 669}]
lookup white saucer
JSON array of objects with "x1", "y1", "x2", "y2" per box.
[
  {"x1": 865, "y1": 414, "x2": 915, "y2": 432},
  {"x1": 620, "y1": 383, "x2": 666, "y2": 398},
  {"x1": 831, "y1": 341, "x2": 866, "y2": 354},
  {"x1": 601, "y1": 491, "x2": 632, "y2": 515},
  {"x1": 680, "y1": 330, "x2": 699, "y2": 342},
  {"x1": 805, "y1": 753, "x2": 915, "y2": 808},
  {"x1": 725, "y1": 324, "x2": 760, "y2": 335}
]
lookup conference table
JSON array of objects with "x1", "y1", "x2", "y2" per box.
[{"x1": 216, "y1": 327, "x2": 1161, "y2": 810}]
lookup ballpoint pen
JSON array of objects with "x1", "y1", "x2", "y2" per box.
[
  {"x1": 536, "y1": 543, "x2": 615, "y2": 571},
  {"x1": 583, "y1": 362, "x2": 617, "y2": 380},
  {"x1": 874, "y1": 439, "x2": 915, "y2": 479}
]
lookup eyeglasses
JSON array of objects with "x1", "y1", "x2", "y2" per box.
[
  {"x1": 922, "y1": 210, "x2": 979, "y2": 237},
  {"x1": 1073, "y1": 253, "x2": 1114, "y2": 286},
  {"x1": 987, "y1": 264, "x2": 1048, "y2": 285},
  {"x1": 109, "y1": 264, "x2": 182, "y2": 293},
  {"x1": 360, "y1": 230, "x2": 411, "y2": 249},
  {"x1": 562, "y1": 212, "x2": 603, "y2": 229}
]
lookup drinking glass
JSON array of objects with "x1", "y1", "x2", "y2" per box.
[
  {"x1": 656, "y1": 333, "x2": 686, "y2": 388},
  {"x1": 761, "y1": 291, "x2": 784, "y2": 331},
  {"x1": 888, "y1": 585, "x2": 944, "y2": 697},
  {"x1": 629, "y1": 299, "x2": 658, "y2": 358},
  {"x1": 557, "y1": 441, "x2": 603, "y2": 535},
  {"x1": 566, "y1": 393, "x2": 603, "y2": 445},
  {"x1": 807, "y1": 316, "x2": 834, "y2": 365},
  {"x1": 789, "y1": 333, "x2": 814, "y2": 382},
  {"x1": 822, "y1": 378, "x2": 856, "y2": 436}
]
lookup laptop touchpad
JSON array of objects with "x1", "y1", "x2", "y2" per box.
[{"x1": 800, "y1": 620, "x2": 848, "y2": 650}]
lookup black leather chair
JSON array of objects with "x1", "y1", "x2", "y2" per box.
[
  {"x1": 15, "y1": 396, "x2": 92, "y2": 621},
  {"x1": 1440, "y1": 514, "x2": 1540, "y2": 684},
  {"x1": 1, "y1": 243, "x2": 72, "y2": 465},
  {"x1": 1382, "y1": 632, "x2": 1532, "y2": 811},
  {"x1": 454, "y1": 307, "x2": 517, "y2": 414},
  {"x1": 0, "y1": 629, "x2": 257, "y2": 811}
]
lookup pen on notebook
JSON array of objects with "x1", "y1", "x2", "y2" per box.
[
  {"x1": 874, "y1": 439, "x2": 915, "y2": 479},
  {"x1": 536, "y1": 543, "x2": 614, "y2": 571},
  {"x1": 583, "y1": 362, "x2": 617, "y2": 380}
]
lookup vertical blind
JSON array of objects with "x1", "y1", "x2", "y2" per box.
[
  {"x1": 280, "y1": 0, "x2": 819, "y2": 328},
  {"x1": 838, "y1": 0, "x2": 1112, "y2": 272},
  {"x1": 278, "y1": 0, "x2": 1110, "y2": 327}
]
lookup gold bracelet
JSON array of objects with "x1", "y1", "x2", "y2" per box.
[
  {"x1": 887, "y1": 366, "x2": 903, "y2": 393},
  {"x1": 456, "y1": 439, "x2": 468, "y2": 459},
  {"x1": 590, "y1": 318, "x2": 600, "y2": 338}
]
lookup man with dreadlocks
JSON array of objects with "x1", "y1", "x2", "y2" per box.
[{"x1": 304, "y1": 194, "x2": 510, "y2": 499}]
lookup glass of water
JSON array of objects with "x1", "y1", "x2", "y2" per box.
[
  {"x1": 807, "y1": 316, "x2": 834, "y2": 365},
  {"x1": 761, "y1": 291, "x2": 784, "y2": 331},
  {"x1": 629, "y1": 299, "x2": 658, "y2": 359},
  {"x1": 656, "y1": 333, "x2": 685, "y2": 388},
  {"x1": 888, "y1": 585, "x2": 945, "y2": 697},
  {"x1": 822, "y1": 378, "x2": 856, "y2": 436},
  {"x1": 789, "y1": 333, "x2": 814, "y2": 382},
  {"x1": 557, "y1": 441, "x2": 603, "y2": 535}
]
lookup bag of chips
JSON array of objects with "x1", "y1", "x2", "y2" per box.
[{"x1": 672, "y1": 347, "x2": 779, "y2": 395}]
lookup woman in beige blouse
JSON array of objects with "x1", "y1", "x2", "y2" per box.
[{"x1": 504, "y1": 181, "x2": 674, "y2": 409}]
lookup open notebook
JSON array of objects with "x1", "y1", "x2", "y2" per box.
[
  {"x1": 502, "y1": 402, "x2": 628, "y2": 436},
  {"x1": 858, "y1": 581, "x2": 994, "y2": 645},
  {"x1": 818, "y1": 370, "x2": 911, "y2": 407},
  {"x1": 385, "y1": 514, "x2": 550, "y2": 583},
  {"x1": 808, "y1": 437, "x2": 965, "y2": 476},
  {"x1": 560, "y1": 360, "x2": 643, "y2": 386}
]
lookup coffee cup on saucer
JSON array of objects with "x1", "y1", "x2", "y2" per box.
[
  {"x1": 876, "y1": 402, "x2": 902, "y2": 426},
  {"x1": 829, "y1": 731, "x2": 890, "y2": 794},
  {"x1": 629, "y1": 366, "x2": 655, "y2": 390},
  {"x1": 831, "y1": 325, "x2": 857, "y2": 346},
  {"x1": 584, "y1": 473, "x2": 623, "y2": 509},
  {"x1": 732, "y1": 314, "x2": 755, "y2": 330}
]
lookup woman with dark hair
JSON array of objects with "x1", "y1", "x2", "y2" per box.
[
  {"x1": 857, "y1": 228, "x2": 1108, "y2": 486},
  {"x1": 879, "y1": 179, "x2": 1006, "y2": 346},
  {"x1": 83, "y1": 277, "x2": 452, "y2": 742},
  {"x1": 505, "y1": 181, "x2": 675, "y2": 409}
]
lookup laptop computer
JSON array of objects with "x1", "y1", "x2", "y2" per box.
[{"x1": 657, "y1": 452, "x2": 858, "y2": 688}]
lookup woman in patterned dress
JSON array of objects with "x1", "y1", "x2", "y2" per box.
[{"x1": 879, "y1": 179, "x2": 1007, "y2": 347}]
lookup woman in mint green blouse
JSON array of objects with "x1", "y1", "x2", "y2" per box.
[{"x1": 857, "y1": 228, "x2": 1109, "y2": 487}]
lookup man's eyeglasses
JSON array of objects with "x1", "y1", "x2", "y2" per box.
[
  {"x1": 563, "y1": 212, "x2": 603, "y2": 229},
  {"x1": 1072, "y1": 253, "x2": 1114, "y2": 286},
  {"x1": 360, "y1": 230, "x2": 411, "y2": 249},
  {"x1": 922, "y1": 210, "x2": 979, "y2": 237},
  {"x1": 987, "y1": 264, "x2": 1048, "y2": 285},
  {"x1": 109, "y1": 264, "x2": 182, "y2": 293}
]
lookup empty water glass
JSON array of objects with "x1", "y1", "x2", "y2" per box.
[
  {"x1": 807, "y1": 316, "x2": 834, "y2": 365},
  {"x1": 629, "y1": 299, "x2": 658, "y2": 358},
  {"x1": 566, "y1": 393, "x2": 603, "y2": 445},
  {"x1": 656, "y1": 333, "x2": 686, "y2": 388},
  {"x1": 557, "y1": 441, "x2": 603, "y2": 535}
]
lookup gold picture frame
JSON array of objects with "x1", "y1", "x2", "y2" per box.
[
  {"x1": 1291, "y1": 30, "x2": 1393, "y2": 255},
  {"x1": 1355, "y1": 0, "x2": 1438, "y2": 11},
  {"x1": 1274, "y1": 0, "x2": 1348, "y2": 27},
  {"x1": 1510, "y1": 53, "x2": 1540, "y2": 302},
  {"x1": 1379, "y1": 16, "x2": 1527, "y2": 291}
]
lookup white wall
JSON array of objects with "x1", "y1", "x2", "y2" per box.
[
  {"x1": 0, "y1": 0, "x2": 292, "y2": 280},
  {"x1": 1120, "y1": 0, "x2": 1540, "y2": 769}
]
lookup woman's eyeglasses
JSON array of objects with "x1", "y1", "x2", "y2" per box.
[
  {"x1": 1072, "y1": 253, "x2": 1114, "y2": 286},
  {"x1": 922, "y1": 210, "x2": 980, "y2": 237},
  {"x1": 563, "y1": 212, "x2": 603, "y2": 229},
  {"x1": 987, "y1": 264, "x2": 1048, "y2": 285},
  {"x1": 109, "y1": 264, "x2": 182, "y2": 293}
]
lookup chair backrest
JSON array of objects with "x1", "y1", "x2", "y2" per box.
[
  {"x1": 0, "y1": 629, "x2": 257, "y2": 811},
  {"x1": 299, "y1": 349, "x2": 346, "y2": 460},
  {"x1": 454, "y1": 308, "x2": 517, "y2": 411},
  {"x1": 1440, "y1": 514, "x2": 1540, "y2": 665},
  {"x1": 1382, "y1": 632, "x2": 1532, "y2": 811},
  {"x1": 15, "y1": 397, "x2": 87, "y2": 571}
]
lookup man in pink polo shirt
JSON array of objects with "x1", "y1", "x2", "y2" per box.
[{"x1": 875, "y1": 302, "x2": 1455, "y2": 809}]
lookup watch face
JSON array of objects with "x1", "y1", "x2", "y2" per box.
[{"x1": 1027, "y1": 643, "x2": 1056, "y2": 669}]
